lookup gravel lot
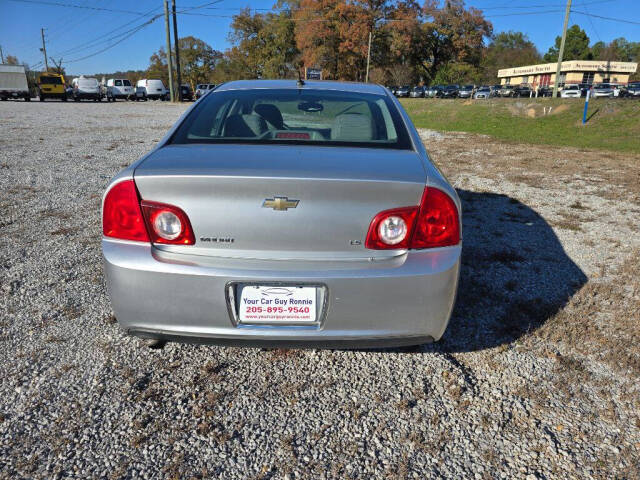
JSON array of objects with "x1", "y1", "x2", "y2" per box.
[{"x1": 1, "y1": 101, "x2": 639, "y2": 479}]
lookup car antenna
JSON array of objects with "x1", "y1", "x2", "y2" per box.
[{"x1": 297, "y1": 69, "x2": 305, "y2": 88}]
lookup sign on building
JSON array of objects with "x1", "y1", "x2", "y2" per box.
[{"x1": 305, "y1": 68, "x2": 322, "y2": 80}]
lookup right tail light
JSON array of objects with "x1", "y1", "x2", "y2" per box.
[{"x1": 365, "y1": 187, "x2": 460, "y2": 250}]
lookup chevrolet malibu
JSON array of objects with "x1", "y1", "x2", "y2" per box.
[{"x1": 102, "y1": 80, "x2": 462, "y2": 348}]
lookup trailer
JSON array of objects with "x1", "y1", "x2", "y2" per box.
[{"x1": 0, "y1": 64, "x2": 30, "y2": 101}]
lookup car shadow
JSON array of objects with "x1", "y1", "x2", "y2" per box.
[{"x1": 431, "y1": 189, "x2": 587, "y2": 353}]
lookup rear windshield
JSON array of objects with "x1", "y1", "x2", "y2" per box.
[
  {"x1": 115, "y1": 80, "x2": 122, "y2": 86},
  {"x1": 170, "y1": 88, "x2": 412, "y2": 150},
  {"x1": 40, "y1": 76, "x2": 62, "y2": 85},
  {"x1": 78, "y1": 78, "x2": 98, "y2": 87},
  {"x1": 196, "y1": 84, "x2": 205, "y2": 89},
  {"x1": 123, "y1": 79, "x2": 131, "y2": 86}
]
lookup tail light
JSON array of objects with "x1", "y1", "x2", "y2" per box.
[
  {"x1": 365, "y1": 187, "x2": 460, "y2": 250},
  {"x1": 102, "y1": 180, "x2": 149, "y2": 242},
  {"x1": 103, "y1": 179, "x2": 195, "y2": 245},
  {"x1": 140, "y1": 201, "x2": 195, "y2": 245}
]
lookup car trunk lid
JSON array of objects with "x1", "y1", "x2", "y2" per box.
[{"x1": 134, "y1": 144, "x2": 426, "y2": 260}]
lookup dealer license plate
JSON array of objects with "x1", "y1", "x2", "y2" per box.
[{"x1": 238, "y1": 285, "x2": 317, "y2": 324}]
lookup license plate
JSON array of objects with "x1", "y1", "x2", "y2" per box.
[
  {"x1": 238, "y1": 285, "x2": 316, "y2": 324},
  {"x1": 12, "y1": 92, "x2": 17, "y2": 96}
]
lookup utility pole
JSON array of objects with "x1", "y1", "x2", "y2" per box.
[
  {"x1": 0, "y1": 45, "x2": 4, "y2": 63},
  {"x1": 171, "y1": 0, "x2": 182, "y2": 101},
  {"x1": 40, "y1": 28, "x2": 49, "y2": 71},
  {"x1": 163, "y1": 0, "x2": 175, "y2": 102},
  {"x1": 365, "y1": 30, "x2": 372, "y2": 83},
  {"x1": 552, "y1": 0, "x2": 572, "y2": 98}
]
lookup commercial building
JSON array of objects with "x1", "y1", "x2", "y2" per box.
[{"x1": 498, "y1": 60, "x2": 638, "y2": 87}]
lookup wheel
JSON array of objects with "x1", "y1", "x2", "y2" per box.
[
  {"x1": 74, "y1": 97, "x2": 79, "y2": 102},
  {"x1": 25, "y1": 96, "x2": 30, "y2": 102},
  {"x1": 39, "y1": 95, "x2": 44, "y2": 102},
  {"x1": 62, "y1": 95, "x2": 67, "y2": 102}
]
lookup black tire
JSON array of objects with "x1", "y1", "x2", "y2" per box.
[
  {"x1": 39, "y1": 95, "x2": 45, "y2": 102},
  {"x1": 74, "y1": 97, "x2": 80, "y2": 102},
  {"x1": 62, "y1": 95, "x2": 67, "y2": 102},
  {"x1": 25, "y1": 96, "x2": 30, "y2": 102}
]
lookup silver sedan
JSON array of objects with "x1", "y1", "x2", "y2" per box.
[{"x1": 102, "y1": 80, "x2": 462, "y2": 348}]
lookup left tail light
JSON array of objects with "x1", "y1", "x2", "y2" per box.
[
  {"x1": 102, "y1": 180, "x2": 149, "y2": 242},
  {"x1": 103, "y1": 179, "x2": 195, "y2": 245},
  {"x1": 365, "y1": 187, "x2": 460, "y2": 250}
]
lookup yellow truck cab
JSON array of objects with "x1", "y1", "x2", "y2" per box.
[{"x1": 38, "y1": 73, "x2": 68, "y2": 101}]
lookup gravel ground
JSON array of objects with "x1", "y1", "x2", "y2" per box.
[{"x1": 1, "y1": 101, "x2": 639, "y2": 479}]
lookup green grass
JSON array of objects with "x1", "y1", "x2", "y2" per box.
[{"x1": 401, "y1": 97, "x2": 640, "y2": 154}]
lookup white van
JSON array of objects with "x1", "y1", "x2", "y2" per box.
[
  {"x1": 72, "y1": 76, "x2": 101, "y2": 101},
  {"x1": 136, "y1": 79, "x2": 168, "y2": 100},
  {"x1": 106, "y1": 78, "x2": 134, "y2": 101}
]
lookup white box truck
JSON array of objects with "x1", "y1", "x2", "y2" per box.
[{"x1": 0, "y1": 64, "x2": 30, "y2": 101}]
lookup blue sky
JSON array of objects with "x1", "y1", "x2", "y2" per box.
[{"x1": 0, "y1": 0, "x2": 638, "y2": 74}]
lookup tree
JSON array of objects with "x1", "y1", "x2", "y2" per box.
[
  {"x1": 179, "y1": 36, "x2": 223, "y2": 88},
  {"x1": 225, "y1": 7, "x2": 299, "y2": 80},
  {"x1": 293, "y1": 0, "x2": 388, "y2": 81},
  {"x1": 5, "y1": 55, "x2": 19, "y2": 65},
  {"x1": 598, "y1": 37, "x2": 640, "y2": 62},
  {"x1": 415, "y1": 0, "x2": 492, "y2": 81},
  {"x1": 481, "y1": 31, "x2": 541, "y2": 82},
  {"x1": 388, "y1": 63, "x2": 414, "y2": 85},
  {"x1": 543, "y1": 25, "x2": 590, "y2": 62},
  {"x1": 433, "y1": 62, "x2": 482, "y2": 85},
  {"x1": 147, "y1": 36, "x2": 222, "y2": 90}
]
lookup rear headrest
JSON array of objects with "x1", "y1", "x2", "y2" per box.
[
  {"x1": 223, "y1": 114, "x2": 268, "y2": 138},
  {"x1": 330, "y1": 113, "x2": 375, "y2": 142},
  {"x1": 254, "y1": 104, "x2": 284, "y2": 130}
]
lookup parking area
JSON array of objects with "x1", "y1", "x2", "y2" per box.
[{"x1": 1, "y1": 101, "x2": 639, "y2": 479}]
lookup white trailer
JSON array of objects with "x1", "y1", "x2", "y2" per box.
[{"x1": 0, "y1": 64, "x2": 30, "y2": 101}]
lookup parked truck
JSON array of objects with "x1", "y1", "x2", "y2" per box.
[{"x1": 0, "y1": 64, "x2": 30, "y2": 101}]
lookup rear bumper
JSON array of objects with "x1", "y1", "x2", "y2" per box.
[
  {"x1": 39, "y1": 91, "x2": 66, "y2": 98},
  {"x1": 103, "y1": 240, "x2": 461, "y2": 347},
  {"x1": 74, "y1": 92, "x2": 100, "y2": 99}
]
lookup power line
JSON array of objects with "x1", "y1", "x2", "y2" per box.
[
  {"x1": 570, "y1": 10, "x2": 640, "y2": 26},
  {"x1": 64, "y1": 17, "x2": 160, "y2": 63},
  {"x1": 474, "y1": 0, "x2": 617, "y2": 8},
  {"x1": 6, "y1": 0, "x2": 148, "y2": 15},
  {"x1": 578, "y1": 0, "x2": 602, "y2": 43},
  {"x1": 50, "y1": 5, "x2": 162, "y2": 58},
  {"x1": 43, "y1": 0, "x2": 221, "y2": 67}
]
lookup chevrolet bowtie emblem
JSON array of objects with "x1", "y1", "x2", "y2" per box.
[{"x1": 262, "y1": 196, "x2": 299, "y2": 211}]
